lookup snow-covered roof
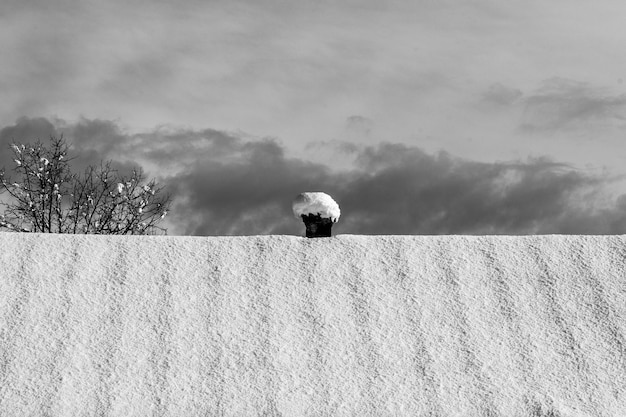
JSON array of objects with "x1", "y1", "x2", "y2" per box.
[
  {"x1": 292, "y1": 191, "x2": 340, "y2": 222},
  {"x1": 1, "y1": 233, "x2": 625, "y2": 416}
]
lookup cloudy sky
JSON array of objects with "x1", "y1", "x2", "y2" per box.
[{"x1": 2, "y1": 0, "x2": 626, "y2": 235}]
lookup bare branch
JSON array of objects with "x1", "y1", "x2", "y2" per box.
[{"x1": 0, "y1": 136, "x2": 172, "y2": 235}]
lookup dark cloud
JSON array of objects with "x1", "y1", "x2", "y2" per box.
[
  {"x1": 521, "y1": 77, "x2": 626, "y2": 132},
  {"x1": 0, "y1": 116, "x2": 58, "y2": 171},
  {"x1": 160, "y1": 135, "x2": 626, "y2": 236},
  {"x1": 63, "y1": 118, "x2": 131, "y2": 171},
  {"x1": 169, "y1": 137, "x2": 338, "y2": 235},
  {"x1": 0, "y1": 116, "x2": 58, "y2": 146},
  {"x1": 2, "y1": 117, "x2": 626, "y2": 236},
  {"x1": 340, "y1": 144, "x2": 617, "y2": 234}
]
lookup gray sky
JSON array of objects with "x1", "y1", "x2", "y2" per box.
[{"x1": 2, "y1": 0, "x2": 626, "y2": 235}]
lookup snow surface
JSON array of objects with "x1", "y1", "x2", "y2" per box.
[
  {"x1": 1, "y1": 233, "x2": 626, "y2": 416},
  {"x1": 292, "y1": 192, "x2": 340, "y2": 222}
]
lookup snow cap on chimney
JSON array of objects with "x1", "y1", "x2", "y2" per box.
[{"x1": 292, "y1": 192, "x2": 341, "y2": 222}]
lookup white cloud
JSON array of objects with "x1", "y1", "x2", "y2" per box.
[{"x1": 2, "y1": 0, "x2": 626, "y2": 176}]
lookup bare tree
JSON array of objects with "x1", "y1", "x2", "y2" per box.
[{"x1": 0, "y1": 136, "x2": 171, "y2": 234}]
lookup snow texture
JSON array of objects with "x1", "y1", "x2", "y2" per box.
[
  {"x1": 1, "y1": 233, "x2": 626, "y2": 416},
  {"x1": 292, "y1": 192, "x2": 340, "y2": 222}
]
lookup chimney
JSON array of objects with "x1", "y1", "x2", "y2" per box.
[{"x1": 292, "y1": 192, "x2": 340, "y2": 238}]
